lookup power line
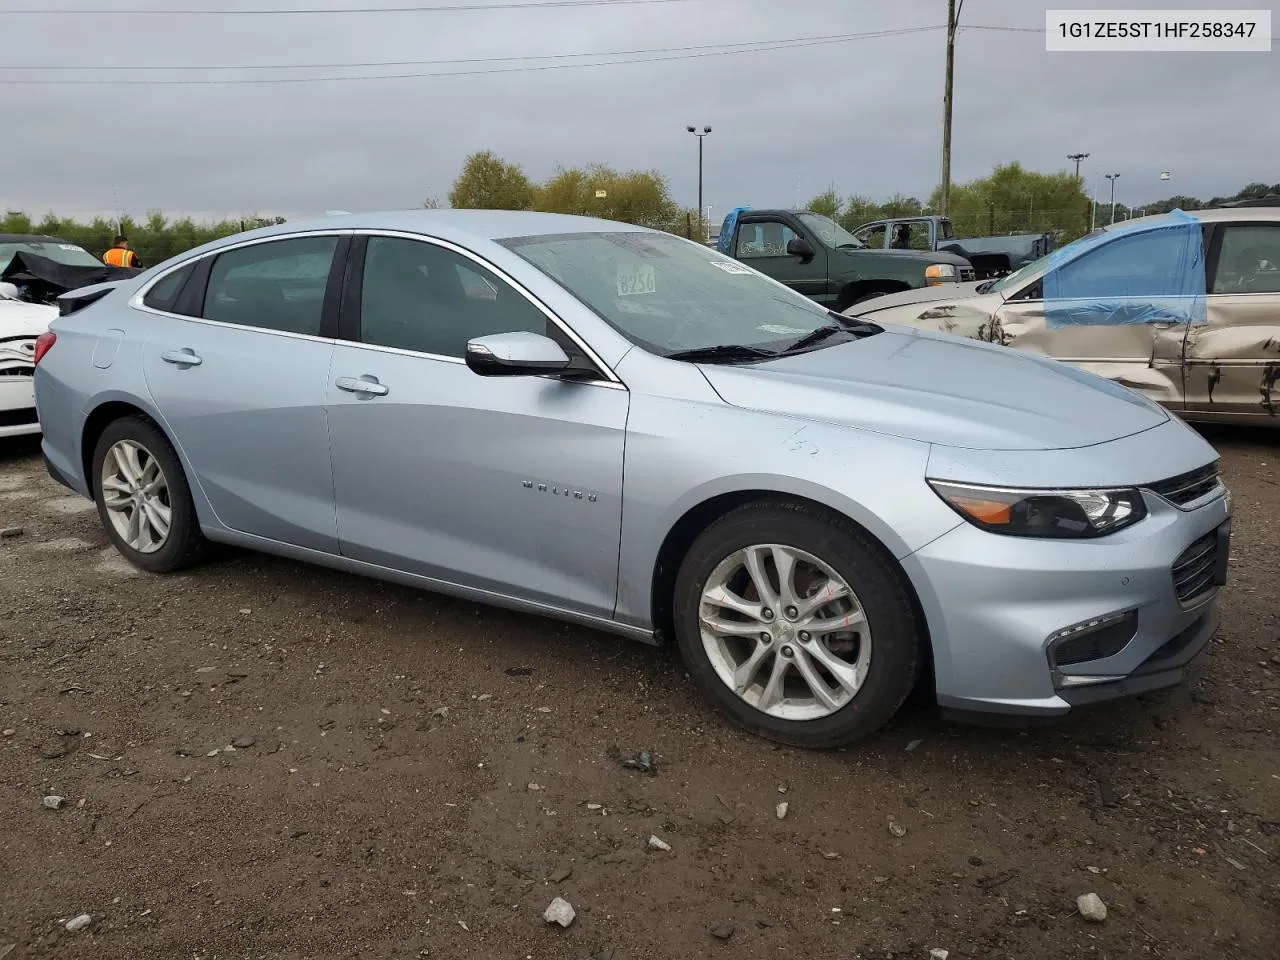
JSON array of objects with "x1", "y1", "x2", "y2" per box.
[
  {"x1": 0, "y1": 0, "x2": 699, "y2": 14},
  {"x1": 2, "y1": 30, "x2": 923, "y2": 71},
  {"x1": 0, "y1": 26, "x2": 943, "y2": 85}
]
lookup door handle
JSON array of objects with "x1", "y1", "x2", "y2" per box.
[
  {"x1": 335, "y1": 376, "x2": 389, "y2": 397},
  {"x1": 160, "y1": 349, "x2": 202, "y2": 366}
]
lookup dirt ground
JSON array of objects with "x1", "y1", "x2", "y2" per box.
[{"x1": 0, "y1": 427, "x2": 1276, "y2": 960}]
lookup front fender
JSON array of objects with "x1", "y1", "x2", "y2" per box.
[{"x1": 612, "y1": 391, "x2": 963, "y2": 629}]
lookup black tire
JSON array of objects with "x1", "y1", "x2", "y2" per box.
[
  {"x1": 672, "y1": 500, "x2": 923, "y2": 748},
  {"x1": 91, "y1": 415, "x2": 210, "y2": 574}
]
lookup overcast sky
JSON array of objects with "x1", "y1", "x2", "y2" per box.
[{"x1": 1, "y1": 0, "x2": 1276, "y2": 223}]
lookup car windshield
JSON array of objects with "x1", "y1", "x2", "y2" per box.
[
  {"x1": 499, "y1": 230, "x2": 872, "y2": 357},
  {"x1": 988, "y1": 230, "x2": 1101, "y2": 293},
  {"x1": 797, "y1": 213, "x2": 865, "y2": 248},
  {"x1": 0, "y1": 239, "x2": 103, "y2": 273}
]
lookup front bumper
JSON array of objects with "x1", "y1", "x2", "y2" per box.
[
  {"x1": 902, "y1": 487, "x2": 1230, "y2": 718},
  {"x1": 0, "y1": 375, "x2": 40, "y2": 438}
]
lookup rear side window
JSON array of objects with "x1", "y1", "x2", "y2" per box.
[
  {"x1": 142, "y1": 263, "x2": 194, "y2": 314},
  {"x1": 203, "y1": 236, "x2": 338, "y2": 336}
]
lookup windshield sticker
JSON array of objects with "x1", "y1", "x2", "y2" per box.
[
  {"x1": 710, "y1": 260, "x2": 753, "y2": 275},
  {"x1": 758, "y1": 324, "x2": 810, "y2": 336},
  {"x1": 617, "y1": 262, "x2": 657, "y2": 296},
  {"x1": 58, "y1": 244, "x2": 80, "y2": 251}
]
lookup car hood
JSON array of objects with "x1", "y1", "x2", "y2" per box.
[
  {"x1": 698, "y1": 326, "x2": 1169, "y2": 451},
  {"x1": 0, "y1": 297, "x2": 57, "y2": 339},
  {"x1": 846, "y1": 279, "x2": 990, "y2": 314}
]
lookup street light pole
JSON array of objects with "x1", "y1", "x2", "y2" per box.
[
  {"x1": 687, "y1": 125, "x2": 711, "y2": 239},
  {"x1": 1068, "y1": 152, "x2": 1089, "y2": 232},
  {"x1": 1105, "y1": 173, "x2": 1120, "y2": 224}
]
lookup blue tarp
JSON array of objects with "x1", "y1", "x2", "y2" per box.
[
  {"x1": 715, "y1": 206, "x2": 751, "y2": 255},
  {"x1": 1043, "y1": 209, "x2": 1206, "y2": 328}
]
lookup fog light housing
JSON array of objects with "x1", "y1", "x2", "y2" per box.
[{"x1": 1048, "y1": 610, "x2": 1139, "y2": 668}]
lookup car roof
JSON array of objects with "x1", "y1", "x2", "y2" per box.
[
  {"x1": 0, "y1": 234, "x2": 72, "y2": 244},
  {"x1": 1111, "y1": 207, "x2": 1279, "y2": 230},
  {"x1": 232, "y1": 209, "x2": 653, "y2": 246}
]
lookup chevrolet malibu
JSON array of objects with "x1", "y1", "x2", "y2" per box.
[{"x1": 33, "y1": 211, "x2": 1232, "y2": 747}]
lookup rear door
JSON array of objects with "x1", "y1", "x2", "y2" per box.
[
  {"x1": 733, "y1": 216, "x2": 830, "y2": 302},
  {"x1": 1183, "y1": 221, "x2": 1280, "y2": 420},
  {"x1": 140, "y1": 232, "x2": 348, "y2": 552}
]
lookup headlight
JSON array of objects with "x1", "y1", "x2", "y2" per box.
[
  {"x1": 928, "y1": 480, "x2": 1148, "y2": 539},
  {"x1": 924, "y1": 263, "x2": 958, "y2": 284}
]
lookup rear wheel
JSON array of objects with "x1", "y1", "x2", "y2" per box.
[
  {"x1": 91, "y1": 416, "x2": 209, "y2": 573},
  {"x1": 672, "y1": 501, "x2": 922, "y2": 747}
]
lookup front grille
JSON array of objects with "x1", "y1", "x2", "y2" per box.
[
  {"x1": 1146, "y1": 462, "x2": 1222, "y2": 507},
  {"x1": 0, "y1": 366, "x2": 35, "y2": 377},
  {"x1": 1171, "y1": 533, "x2": 1219, "y2": 605},
  {"x1": 958, "y1": 266, "x2": 976, "y2": 282}
]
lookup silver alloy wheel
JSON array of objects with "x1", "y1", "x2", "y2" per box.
[
  {"x1": 100, "y1": 439, "x2": 172, "y2": 554},
  {"x1": 698, "y1": 543, "x2": 871, "y2": 721}
]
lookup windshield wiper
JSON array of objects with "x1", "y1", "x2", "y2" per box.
[
  {"x1": 666, "y1": 344, "x2": 778, "y2": 364},
  {"x1": 782, "y1": 323, "x2": 848, "y2": 355}
]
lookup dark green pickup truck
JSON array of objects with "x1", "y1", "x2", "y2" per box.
[{"x1": 715, "y1": 207, "x2": 975, "y2": 310}]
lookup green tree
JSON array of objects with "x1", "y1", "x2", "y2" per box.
[
  {"x1": 805, "y1": 188, "x2": 841, "y2": 220},
  {"x1": 448, "y1": 150, "x2": 535, "y2": 210},
  {"x1": 534, "y1": 163, "x2": 681, "y2": 232},
  {"x1": 930, "y1": 162, "x2": 1091, "y2": 240}
]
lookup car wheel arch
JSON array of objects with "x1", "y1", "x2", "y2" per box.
[
  {"x1": 647, "y1": 489, "x2": 933, "y2": 668},
  {"x1": 836, "y1": 280, "x2": 912, "y2": 311}
]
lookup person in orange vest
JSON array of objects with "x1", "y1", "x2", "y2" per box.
[{"x1": 102, "y1": 235, "x2": 143, "y2": 269}]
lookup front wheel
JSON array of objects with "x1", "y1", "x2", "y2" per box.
[
  {"x1": 91, "y1": 416, "x2": 210, "y2": 573},
  {"x1": 672, "y1": 501, "x2": 923, "y2": 747}
]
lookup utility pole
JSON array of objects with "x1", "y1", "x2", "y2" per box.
[
  {"x1": 686, "y1": 125, "x2": 711, "y2": 240},
  {"x1": 940, "y1": 0, "x2": 961, "y2": 216},
  {"x1": 1105, "y1": 173, "x2": 1120, "y2": 224},
  {"x1": 1068, "y1": 152, "x2": 1089, "y2": 233}
]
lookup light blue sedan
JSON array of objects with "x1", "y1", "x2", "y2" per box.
[{"x1": 32, "y1": 211, "x2": 1232, "y2": 746}]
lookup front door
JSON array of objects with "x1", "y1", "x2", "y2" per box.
[
  {"x1": 140, "y1": 233, "x2": 345, "y2": 552},
  {"x1": 989, "y1": 226, "x2": 1196, "y2": 411},
  {"x1": 733, "y1": 217, "x2": 829, "y2": 302},
  {"x1": 1184, "y1": 221, "x2": 1280, "y2": 420},
  {"x1": 325, "y1": 233, "x2": 629, "y2": 619}
]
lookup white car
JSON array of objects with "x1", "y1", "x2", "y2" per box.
[
  {"x1": 1, "y1": 234, "x2": 137, "y2": 438},
  {"x1": 0, "y1": 283, "x2": 54, "y2": 438}
]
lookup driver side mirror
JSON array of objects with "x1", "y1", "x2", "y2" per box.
[
  {"x1": 465, "y1": 331, "x2": 572, "y2": 377},
  {"x1": 786, "y1": 236, "x2": 815, "y2": 262}
]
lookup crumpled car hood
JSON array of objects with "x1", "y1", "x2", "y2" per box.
[
  {"x1": 846, "y1": 280, "x2": 991, "y2": 314},
  {"x1": 698, "y1": 326, "x2": 1169, "y2": 451}
]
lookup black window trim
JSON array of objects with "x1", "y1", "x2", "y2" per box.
[
  {"x1": 129, "y1": 229, "x2": 351, "y2": 343},
  {"x1": 338, "y1": 228, "x2": 623, "y2": 388}
]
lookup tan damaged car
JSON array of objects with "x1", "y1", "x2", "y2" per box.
[{"x1": 845, "y1": 207, "x2": 1280, "y2": 426}]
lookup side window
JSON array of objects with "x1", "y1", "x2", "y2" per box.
[
  {"x1": 900, "y1": 223, "x2": 933, "y2": 251},
  {"x1": 854, "y1": 224, "x2": 886, "y2": 248},
  {"x1": 142, "y1": 263, "x2": 194, "y2": 314},
  {"x1": 359, "y1": 236, "x2": 549, "y2": 358},
  {"x1": 203, "y1": 236, "x2": 338, "y2": 336},
  {"x1": 1046, "y1": 228, "x2": 1199, "y2": 300},
  {"x1": 1211, "y1": 224, "x2": 1280, "y2": 294},
  {"x1": 735, "y1": 220, "x2": 797, "y2": 258}
]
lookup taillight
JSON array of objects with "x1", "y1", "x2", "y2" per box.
[{"x1": 33, "y1": 332, "x2": 56, "y2": 365}]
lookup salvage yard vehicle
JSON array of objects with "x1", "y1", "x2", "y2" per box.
[
  {"x1": 716, "y1": 207, "x2": 975, "y2": 308},
  {"x1": 34, "y1": 211, "x2": 1230, "y2": 746},
  {"x1": 847, "y1": 208, "x2": 1280, "y2": 426},
  {"x1": 0, "y1": 234, "x2": 139, "y2": 439},
  {"x1": 850, "y1": 213, "x2": 1055, "y2": 279}
]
